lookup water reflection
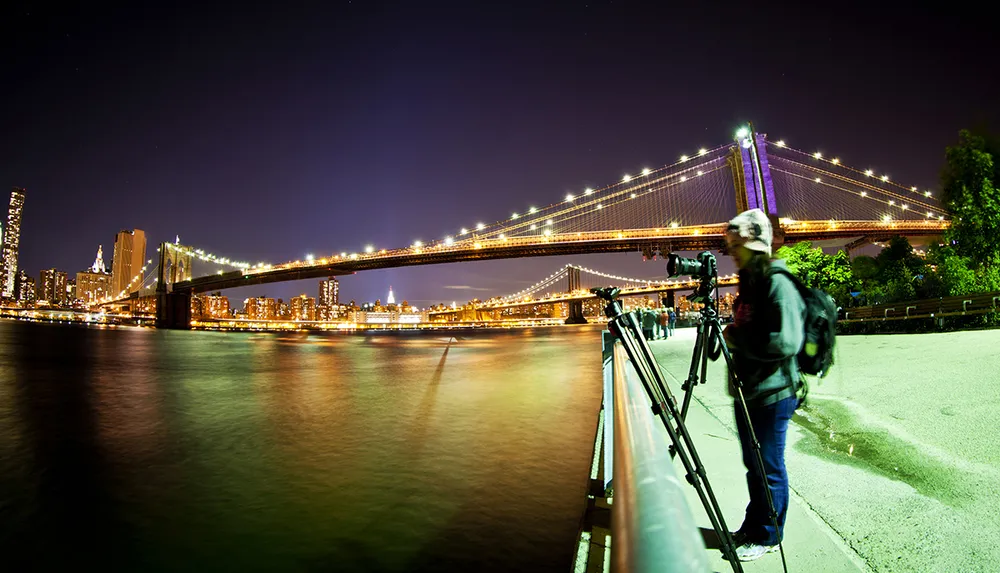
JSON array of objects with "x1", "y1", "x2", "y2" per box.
[{"x1": 0, "y1": 322, "x2": 604, "y2": 572}]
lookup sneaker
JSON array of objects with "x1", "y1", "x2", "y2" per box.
[{"x1": 735, "y1": 542, "x2": 779, "y2": 562}]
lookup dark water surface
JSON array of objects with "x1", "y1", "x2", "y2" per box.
[{"x1": 0, "y1": 321, "x2": 604, "y2": 572}]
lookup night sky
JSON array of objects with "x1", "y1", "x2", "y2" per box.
[{"x1": 2, "y1": 2, "x2": 996, "y2": 306}]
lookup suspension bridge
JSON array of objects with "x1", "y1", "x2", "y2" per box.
[{"x1": 97, "y1": 126, "x2": 949, "y2": 328}]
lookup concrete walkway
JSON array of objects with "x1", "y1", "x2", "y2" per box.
[
  {"x1": 644, "y1": 326, "x2": 1000, "y2": 572},
  {"x1": 648, "y1": 333, "x2": 871, "y2": 573}
]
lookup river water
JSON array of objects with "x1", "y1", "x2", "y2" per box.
[{"x1": 0, "y1": 321, "x2": 605, "y2": 572}]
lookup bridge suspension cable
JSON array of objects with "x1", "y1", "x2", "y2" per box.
[{"x1": 764, "y1": 138, "x2": 948, "y2": 223}]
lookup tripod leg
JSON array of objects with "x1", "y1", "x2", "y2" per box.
[
  {"x1": 612, "y1": 313, "x2": 744, "y2": 572},
  {"x1": 679, "y1": 318, "x2": 706, "y2": 422}
]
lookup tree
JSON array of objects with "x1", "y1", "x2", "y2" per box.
[
  {"x1": 941, "y1": 130, "x2": 1000, "y2": 267},
  {"x1": 775, "y1": 241, "x2": 856, "y2": 306}
]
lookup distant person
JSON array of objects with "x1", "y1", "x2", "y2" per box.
[
  {"x1": 641, "y1": 308, "x2": 655, "y2": 341},
  {"x1": 668, "y1": 308, "x2": 677, "y2": 335},
  {"x1": 658, "y1": 309, "x2": 669, "y2": 339},
  {"x1": 721, "y1": 209, "x2": 805, "y2": 562}
]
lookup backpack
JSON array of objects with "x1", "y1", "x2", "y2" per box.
[{"x1": 769, "y1": 268, "x2": 838, "y2": 378}]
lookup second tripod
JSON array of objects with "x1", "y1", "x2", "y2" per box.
[{"x1": 594, "y1": 287, "x2": 744, "y2": 572}]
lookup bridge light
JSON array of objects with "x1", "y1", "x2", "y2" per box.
[
  {"x1": 680, "y1": 155, "x2": 689, "y2": 162},
  {"x1": 881, "y1": 175, "x2": 889, "y2": 182},
  {"x1": 911, "y1": 186, "x2": 917, "y2": 191},
  {"x1": 864, "y1": 169, "x2": 874, "y2": 177},
  {"x1": 698, "y1": 148, "x2": 708, "y2": 156},
  {"x1": 888, "y1": 200, "x2": 895, "y2": 206},
  {"x1": 340, "y1": 252, "x2": 346, "y2": 258},
  {"x1": 217, "y1": 270, "x2": 223, "y2": 275},
  {"x1": 696, "y1": 170, "x2": 703, "y2": 176},
  {"x1": 939, "y1": 215, "x2": 944, "y2": 220},
  {"x1": 306, "y1": 254, "x2": 314, "y2": 262},
  {"x1": 596, "y1": 204, "x2": 603, "y2": 209},
  {"x1": 529, "y1": 207, "x2": 537, "y2": 214},
  {"x1": 832, "y1": 158, "x2": 840, "y2": 165},
  {"x1": 512, "y1": 212, "x2": 519, "y2": 219},
  {"x1": 925, "y1": 191, "x2": 932, "y2": 197},
  {"x1": 622, "y1": 174, "x2": 631, "y2": 182},
  {"x1": 631, "y1": 193, "x2": 636, "y2": 198},
  {"x1": 927, "y1": 211, "x2": 933, "y2": 217},
  {"x1": 414, "y1": 240, "x2": 423, "y2": 248},
  {"x1": 476, "y1": 222, "x2": 485, "y2": 230},
  {"x1": 814, "y1": 177, "x2": 821, "y2": 183},
  {"x1": 530, "y1": 224, "x2": 537, "y2": 230},
  {"x1": 882, "y1": 215, "x2": 892, "y2": 223},
  {"x1": 671, "y1": 222, "x2": 678, "y2": 228},
  {"x1": 901, "y1": 204, "x2": 908, "y2": 210},
  {"x1": 365, "y1": 245, "x2": 374, "y2": 253},
  {"x1": 543, "y1": 229, "x2": 552, "y2": 236},
  {"x1": 860, "y1": 191, "x2": 867, "y2": 197},
  {"x1": 584, "y1": 188, "x2": 594, "y2": 195},
  {"x1": 460, "y1": 227, "x2": 468, "y2": 235},
  {"x1": 735, "y1": 127, "x2": 749, "y2": 139},
  {"x1": 545, "y1": 219, "x2": 552, "y2": 226},
  {"x1": 642, "y1": 168, "x2": 651, "y2": 176},
  {"x1": 444, "y1": 236, "x2": 454, "y2": 246},
  {"x1": 565, "y1": 193, "x2": 574, "y2": 202},
  {"x1": 775, "y1": 140, "x2": 786, "y2": 147},
  {"x1": 499, "y1": 233, "x2": 505, "y2": 239},
  {"x1": 813, "y1": 152, "x2": 822, "y2": 159},
  {"x1": 680, "y1": 176, "x2": 687, "y2": 182}
]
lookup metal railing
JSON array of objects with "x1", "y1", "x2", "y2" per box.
[{"x1": 605, "y1": 335, "x2": 709, "y2": 572}]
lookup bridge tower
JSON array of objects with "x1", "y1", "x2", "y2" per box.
[
  {"x1": 565, "y1": 265, "x2": 587, "y2": 324},
  {"x1": 156, "y1": 242, "x2": 192, "y2": 329},
  {"x1": 730, "y1": 125, "x2": 784, "y2": 248},
  {"x1": 730, "y1": 127, "x2": 778, "y2": 216}
]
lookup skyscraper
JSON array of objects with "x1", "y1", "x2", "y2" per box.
[
  {"x1": 319, "y1": 277, "x2": 339, "y2": 307},
  {"x1": 111, "y1": 229, "x2": 147, "y2": 297},
  {"x1": 1, "y1": 188, "x2": 26, "y2": 299}
]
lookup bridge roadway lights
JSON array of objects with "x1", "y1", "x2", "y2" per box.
[
  {"x1": 565, "y1": 299, "x2": 588, "y2": 325},
  {"x1": 156, "y1": 291, "x2": 192, "y2": 329}
]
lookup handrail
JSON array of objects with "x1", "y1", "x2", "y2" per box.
[{"x1": 609, "y1": 342, "x2": 709, "y2": 572}]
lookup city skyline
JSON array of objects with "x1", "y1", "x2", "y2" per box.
[{"x1": 2, "y1": 4, "x2": 997, "y2": 304}]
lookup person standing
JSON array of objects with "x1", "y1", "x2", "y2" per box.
[
  {"x1": 641, "y1": 308, "x2": 655, "y2": 340},
  {"x1": 721, "y1": 209, "x2": 805, "y2": 562},
  {"x1": 658, "y1": 308, "x2": 669, "y2": 339},
  {"x1": 668, "y1": 307, "x2": 677, "y2": 336}
]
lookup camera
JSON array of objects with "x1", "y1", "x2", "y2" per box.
[{"x1": 667, "y1": 251, "x2": 717, "y2": 280}]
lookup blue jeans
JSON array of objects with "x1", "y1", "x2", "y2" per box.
[{"x1": 734, "y1": 395, "x2": 798, "y2": 546}]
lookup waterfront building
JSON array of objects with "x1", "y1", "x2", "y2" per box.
[
  {"x1": 39, "y1": 269, "x2": 68, "y2": 306},
  {"x1": 290, "y1": 294, "x2": 317, "y2": 321},
  {"x1": 245, "y1": 297, "x2": 277, "y2": 320},
  {"x1": 16, "y1": 270, "x2": 35, "y2": 304},
  {"x1": 77, "y1": 246, "x2": 113, "y2": 305}
]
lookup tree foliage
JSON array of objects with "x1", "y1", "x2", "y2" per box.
[{"x1": 941, "y1": 130, "x2": 1000, "y2": 266}]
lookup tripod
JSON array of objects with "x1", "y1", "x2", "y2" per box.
[
  {"x1": 594, "y1": 287, "x2": 744, "y2": 572},
  {"x1": 673, "y1": 280, "x2": 790, "y2": 573}
]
